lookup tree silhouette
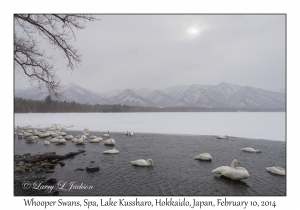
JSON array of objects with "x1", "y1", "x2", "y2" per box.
[
  {"x1": 45, "y1": 95, "x2": 52, "y2": 104},
  {"x1": 14, "y1": 14, "x2": 99, "y2": 99}
]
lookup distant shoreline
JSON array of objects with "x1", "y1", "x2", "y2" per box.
[{"x1": 14, "y1": 97, "x2": 285, "y2": 113}]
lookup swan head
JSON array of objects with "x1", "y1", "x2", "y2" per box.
[
  {"x1": 147, "y1": 159, "x2": 154, "y2": 166},
  {"x1": 256, "y1": 149, "x2": 262, "y2": 153},
  {"x1": 232, "y1": 159, "x2": 240, "y2": 164}
]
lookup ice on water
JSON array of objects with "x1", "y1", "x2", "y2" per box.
[{"x1": 14, "y1": 112, "x2": 285, "y2": 141}]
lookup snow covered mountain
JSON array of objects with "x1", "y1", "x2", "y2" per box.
[
  {"x1": 108, "y1": 89, "x2": 156, "y2": 107},
  {"x1": 164, "y1": 84, "x2": 211, "y2": 100},
  {"x1": 15, "y1": 83, "x2": 110, "y2": 105},
  {"x1": 59, "y1": 83, "x2": 110, "y2": 105},
  {"x1": 15, "y1": 85, "x2": 50, "y2": 101},
  {"x1": 176, "y1": 83, "x2": 285, "y2": 108},
  {"x1": 146, "y1": 90, "x2": 177, "y2": 107},
  {"x1": 132, "y1": 88, "x2": 155, "y2": 98},
  {"x1": 15, "y1": 82, "x2": 285, "y2": 109},
  {"x1": 227, "y1": 86, "x2": 285, "y2": 108},
  {"x1": 98, "y1": 89, "x2": 125, "y2": 98}
]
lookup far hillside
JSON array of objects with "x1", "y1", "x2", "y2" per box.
[{"x1": 15, "y1": 82, "x2": 286, "y2": 110}]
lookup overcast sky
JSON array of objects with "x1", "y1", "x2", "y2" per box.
[{"x1": 14, "y1": 14, "x2": 285, "y2": 93}]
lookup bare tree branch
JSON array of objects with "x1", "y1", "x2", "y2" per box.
[{"x1": 14, "y1": 14, "x2": 99, "y2": 100}]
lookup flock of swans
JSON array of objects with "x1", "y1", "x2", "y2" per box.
[
  {"x1": 194, "y1": 145, "x2": 285, "y2": 180},
  {"x1": 14, "y1": 124, "x2": 141, "y2": 163},
  {"x1": 15, "y1": 125, "x2": 285, "y2": 180}
]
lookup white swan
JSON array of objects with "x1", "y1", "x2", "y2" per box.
[
  {"x1": 59, "y1": 132, "x2": 66, "y2": 136},
  {"x1": 125, "y1": 131, "x2": 134, "y2": 136},
  {"x1": 103, "y1": 148, "x2": 119, "y2": 154},
  {"x1": 222, "y1": 166, "x2": 250, "y2": 181},
  {"x1": 75, "y1": 137, "x2": 85, "y2": 145},
  {"x1": 25, "y1": 136, "x2": 38, "y2": 143},
  {"x1": 38, "y1": 132, "x2": 50, "y2": 138},
  {"x1": 23, "y1": 132, "x2": 32, "y2": 137},
  {"x1": 131, "y1": 159, "x2": 154, "y2": 166},
  {"x1": 65, "y1": 135, "x2": 73, "y2": 140},
  {"x1": 56, "y1": 138, "x2": 66, "y2": 144},
  {"x1": 241, "y1": 147, "x2": 262, "y2": 153},
  {"x1": 49, "y1": 137, "x2": 58, "y2": 143},
  {"x1": 103, "y1": 131, "x2": 110, "y2": 137},
  {"x1": 104, "y1": 138, "x2": 115, "y2": 145},
  {"x1": 212, "y1": 159, "x2": 249, "y2": 181},
  {"x1": 89, "y1": 138, "x2": 102, "y2": 143},
  {"x1": 212, "y1": 159, "x2": 239, "y2": 174},
  {"x1": 25, "y1": 135, "x2": 38, "y2": 141},
  {"x1": 17, "y1": 132, "x2": 23, "y2": 138},
  {"x1": 266, "y1": 166, "x2": 285, "y2": 175},
  {"x1": 44, "y1": 140, "x2": 50, "y2": 145},
  {"x1": 217, "y1": 135, "x2": 228, "y2": 139},
  {"x1": 76, "y1": 134, "x2": 87, "y2": 140},
  {"x1": 194, "y1": 153, "x2": 212, "y2": 161}
]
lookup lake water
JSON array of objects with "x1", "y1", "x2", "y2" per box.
[
  {"x1": 14, "y1": 112, "x2": 286, "y2": 196},
  {"x1": 14, "y1": 131, "x2": 286, "y2": 196},
  {"x1": 14, "y1": 112, "x2": 285, "y2": 141}
]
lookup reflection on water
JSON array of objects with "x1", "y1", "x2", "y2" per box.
[{"x1": 14, "y1": 131, "x2": 286, "y2": 196}]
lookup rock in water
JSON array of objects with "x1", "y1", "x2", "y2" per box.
[{"x1": 85, "y1": 166, "x2": 100, "y2": 172}]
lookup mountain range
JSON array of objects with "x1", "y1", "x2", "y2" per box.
[{"x1": 14, "y1": 82, "x2": 285, "y2": 109}]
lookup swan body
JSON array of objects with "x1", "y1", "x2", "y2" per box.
[
  {"x1": 241, "y1": 147, "x2": 262, "y2": 153},
  {"x1": 60, "y1": 132, "x2": 66, "y2": 136},
  {"x1": 104, "y1": 138, "x2": 115, "y2": 145},
  {"x1": 25, "y1": 135, "x2": 38, "y2": 141},
  {"x1": 222, "y1": 166, "x2": 250, "y2": 180},
  {"x1": 131, "y1": 159, "x2": 154, "y2": 166},
  {"x1": 89, "y1": 138, "x2": 102, "y2": 143},
  {"x1": 103, "y1": 148, "x2": 119, "y2": 154},
  {"x1": 195, "y1": 153, "x2": 212, "y2": 161},
  {"x1": 75, "y1": 140, "x2": 85, "y2": 145},
  {"x1": 266, "y1": 166, "x2": 285, "y2": 175},
  {"x1": 56, "y1": 138, "x2": 66, "y2": 144},
  {"x1": 65, "y1": 135, "x2": 73, "y2": 140},
  {"x1": 51, "y1": 133, "x2": 59, "y2": 137},
  {"x1": 25, "y1": 136, "x2": 38, "y2": 143},
  {"x1": 75, "y1": 137, "x2": 85, "y2": 145},
  {"x1": 212, "y1": 166, "x2": 231, "y2": 174},
  {"x1": 125, "y1": 131, "x2": 134, "y2": 136},
  {"x1": 44, "y1": 141, "x2": 50, "y2": 145},
  {"x1": 217, "y1": 135, "x2": 228, "y2": 139},
  {"x1": 212, "y1": 159, "x2": 240, "y2": 174},
  {"x1": 212, "y1": 159, "x2": 249, "y2": 180},
  {"x1": 39, "y1": 132, "x2": 50, "y2": 138},
  {"x1": 23, "y1": 132, "x2": 32, "y2": 137},
  {"x1": 71, "y1": 138, "x2": 77, "y2": 142},
  {"x1": 103, "y1": 131, "x2": 110, "y2": 137},
  {"x1": 49, "y1": 137, "x2": 58, "y2": 143}
]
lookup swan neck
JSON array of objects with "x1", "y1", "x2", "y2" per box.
[{"x1": 231, "y1": 160, "x2": 235, "y2": 168}]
